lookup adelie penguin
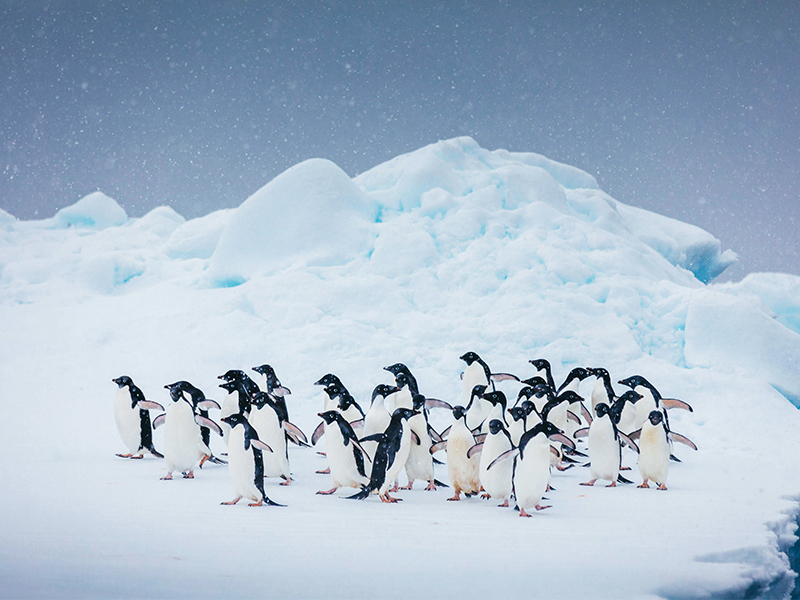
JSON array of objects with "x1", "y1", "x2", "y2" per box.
[
  {"x1": 249, "y1": 391, "x2": 292, "y2": 486},
  {"x1": 313, "y1": 410, "x2": 370, "y2": 495},
  {"x1": 361, "y1": 384, "x2": 398, "y2": 462},
  {"x1": 635, "y1": 410, "x2": 697, "y2": 491},
  {"x1": 112, "y1": 376, "x2": 164, "y2": 459},
  {"x1": 460, "y1": 352, "x2": 493, "y2": 429},
  {"x1": 220, "y1": 413, "x2": 283, "y2": 507},
  {"x1": 165, "y1": 380, "x2": 226, "y2": 467},
  {"x1": 403, "y1": 394, "x2": 448, "y2": 491},
  {"x1": 574, "y1": 402, "x2": 639, "y2": 487},
  {"x1": 474, "y1": 419, "x2": 514, "y2": 507},
  {"x1": 347, "y1": 408, "x2": 419, "y2": 503},
  {"x1": 431, "y1": 405, "x2": 481, "y2": 501},
  {"x1": 487, "y1": 420, "x2": 575, "y2": 517},
  {"x1": 156, "y1": 383, "x2": 222, "y2": 480}
]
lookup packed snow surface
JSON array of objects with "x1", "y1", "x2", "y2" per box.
[{"x1": 0, "y1": 137, "x2": 798, "y2": 598}]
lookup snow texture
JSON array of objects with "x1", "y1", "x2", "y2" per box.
[{"x1": 0, "y1": 137, "x2": 798, "y2": 599}]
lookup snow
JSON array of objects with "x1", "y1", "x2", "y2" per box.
[{"x1": 1, "y1": 137, "x2": 799, "y2": 598}]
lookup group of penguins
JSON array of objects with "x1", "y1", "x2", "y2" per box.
[{"x1": 112, "y1": 352, "x2": 697, "y2": 516}]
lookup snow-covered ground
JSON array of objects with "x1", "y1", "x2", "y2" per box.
[{"x1": 1, "y1": 137, "x2": 798, "y2": 598}]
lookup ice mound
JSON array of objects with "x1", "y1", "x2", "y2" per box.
[
  {"x1": 48, "y1": 191, "x2": 128, "y2": 229},
  {"x1": 208, "y1": 159, "x2": 377, "y2": 286}
]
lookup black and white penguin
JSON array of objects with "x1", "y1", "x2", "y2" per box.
[
  {"x1": 575, "y1": 402, "x2": 638, "y2": 487},
  {"x1": 402, "y1": 394, "x2": 446, "y2": 491},
  {"x1": 464, "y1": 382, "x2": 491, "y2": 432},
  {"x1": 314, "y1": 373, "x2": 349, "y2": 411},
  {"x1": 556, "y1": 367, "x2": 593, "y2": 433},
  {"x1": 314, "y1": 410, "x2": 370, "y2": 495},
  {"x1": 636, "y1": 410, "x2": 697, "y2": 490},
  {"x1": 487, "y1": 420, "x2": 575, "y2": 517},
  {"x1": 440, "y1": 405, "x2": 481, "y2": 501},
  {"x1": 618, "y1": 375, "x2": 693, "y2": 432},
  {"x1": 477, "y1": 419, "x2": 514, "y2": 507},
  {"x1": 249, "y1": 391, "x2": 292, "y2": 486},
  {"x1": 529, "y1": 358, "x2": 556, "y2": 392},
  {"x1": 506, "y1": 405, "x2": 529, "y2": 446},
  {"x1": 219, "y1": 413, "x2": 282, "y2": 507},
  {"x1": 384, "y1": 363, "x2": 420, "y2": 396},
  {"x1": 156, "y1": 383, "x2": 222, "y2": 480},
  {"x1": 112, "y1": 376, "x2": 164, "y2": 459},
  {"x1": 347, "y1": 408, "x2": 419, "y2": 503},
  {"x1": 609, "y1": 390, "x2": 643, "y2": 436},
  {"x1": 481, "y1": 390, "x2": 508, "y2": 433},
  {"x1": 165, "y1": 380, "x2": 226, "y2": 467},
  {"x1": 588, "y1": 367, "x2": 616, "y2": 417},
  {"x1": 218, "y1": 371, "x2": 256, "y2": 445},
  {"x1": 384, "y1": 371, "x2": 415, "y2": 415}
]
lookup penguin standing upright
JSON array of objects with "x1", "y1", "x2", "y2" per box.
[
  {"x1": 487, "y1": 420, "x2": 575, "y2": 517},
  {"x1": 402, "y1": 394, "x2": 445, "y2": 491},
  {"x1": 165, "y1": 380, "x2": 225, "y2": 467},
  {"x1": 384, "y1": 371, "x2": 415, "y2": 415},
  {"x1": 218, "y1": 371, "x2": 256, "y2": 445},
  {"x1": 460, "y1": 352, "x2": 493, "y2": 430},
  {"x1": 313, "y1": 410, "x2": 370, "y2": 495},
  {"x1": 156, "y1": 383, "x2": 221, "y2": 480},
  {"x1": 442, "y1": 405, "x2": 481, "y2": 501},
  {"x1": 589, "y1": 367, "x2": 615, "y2": 417},
  {"x1": 636, "y1": 410, "x2": 697, "y2": 490},
  {"x1": 477, "y1": 419, "x2": 514, "y2": 507},
  {"x1": 347, "y1": 408, "x2": 419, "y2": 503},
  {"x1": 112, "y1": 376, "x2": 164, "y2": 459},
  {"x1": 575, "y1": 402, "x2": 638, "y2": 487},
  {"x1": 362, "y1": 384, "x2": 398, "y2": 462},
  {"x1": 220, "y1": 413, "x2": 282, "y2": 507},
  {"x1": 249, "y1": 391, "x2": 292, "y2": 485}
]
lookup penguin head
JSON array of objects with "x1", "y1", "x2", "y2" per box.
[
  {"x1": 589, "y1": 367, "x2": 609, "y2": 379},
  {"x1": 112, "y1": 375, "x2": 133, "y2": 388},
  {"x1": 529, "y1": 358, "x2": 551, "y2": 372},
  {"x1": 508, "y1": 406, "x2": 526, "y2": 423},
  {"x1": 392, "y1": 408, "x2": 419, "y2": 421},
  {"x1": 618, "y1": 390, "x2": 643, "y2": 404},
  {"x1": 470, "y1": 384, "x2": 488, "y2": 401},
  {"x1": 252, "y1": 364, "x2": 275, "y2": 377},
  {"x1": 516, "y1": 386, "x2": 534, "y2": 402},
  {"x1": 556, "y1": 390, "x2": 581, "y2": 405},
  {"x1": 488, "y1": 419, "x2": 505, "y2": 435},
  {"x1": 251, "y1": 391, "x2": 272, "y2": 409},
  {"x1": 595, "y1": 402, "x2": 611, "y2": 418},
  {"x1": 567, "y1": 367, "x2": 591, "y2": 381},
  {"x1": 337, "y1": 392, "x2": 358, "y2": 411},
  {"x1": 394, "y1": 371, "x2": 411, "y2": 389},
  {"x1": 618, "y1": 375, "x2": 651, "y2": 390},
  {"x1": 314, "y1": 373, "x2": 341, "y2": 387},
  {"x1": 648, "y1": 410, "x2": 664, "y2": 426},
  {"x1": 219, "y1": 380, "x2": 237, "y2": 394},
  {"x1": 520, "y1": 400, "x2": 537, "y2": 417},
  {"x1": 483, "y1": 391, "x2": 507, "y2": 409},
  {"x1": 372, "y1": 384, "x2": 399, "y2": 403},
  {"x1": 412, "y1": 394, "x2": 427, "y2": 411},
  {"x1": 521, "y1": 375, "x2": 547, "y2": 388},
  {"x1": 460, "y1": 351, "x2": 481, "y2": 365},
  {"x1": 221, "y1": 413, "x2": 246, "y2": 429},
  {"x1": 218, "y1": 369, "x2": 247, "y2": 382},
  {"x1": 324, "y1": 382, "x2": 345, "y2": 400},
  {"x1": 384, "y1": 363, "x2": 409, "y2": 377},
  {"x1": 451, "y1": 405, "x2": 467, "y2": 421},
  {"x1": 317, "y1": 410, "x2": 340, "y2": 425},
  {"x1": 164, "y1": 382, "x2": 187, "y2": 404}
]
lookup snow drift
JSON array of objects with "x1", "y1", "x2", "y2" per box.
[{"x1": 0, "y1": 137, "x2": 798, "y2": 599}]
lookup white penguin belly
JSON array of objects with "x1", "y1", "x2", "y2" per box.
[
  {"x1": 633, "y1": 390, "x2": 657, "y2": 431},
  {"x1": 114, "y1": 390, "x2": 141, "y2": 453},
  {"x1": 164, "y1": 401, "x2": 201, "y2": 473},
  {"x1": 250, "y1": 407, "x2": 289, "y2": 479},
  {"x1": 325, "y1": 424, "x2": 368, "y2": 489},
  {"x1": 363, "y1": 405, "x2": 390, "y2": 462},
  {"x1": 447, "y1": 424, "x2": 480, "y2": 494},
  {"x1": 405, "y1": 415, "x2": 433, "y2": 482},
  {"x1": 638, "y1": 425, "x2": 670, "y2": 485},
  {"x1": 227, "y1": 428, "x2": 262, "y2": 502},
  {"x1": 515, "y1": 441, "x2": 551, "y2": 511},
  {"x1": 220, "y1": 393, "x2": 239, "y2": 447},
  {"x1": 588, "y1": 420, "x2": 620, "y2": 481},
  {"x1": 479, "y1": 434, "x2": 513, "y2": 500}
]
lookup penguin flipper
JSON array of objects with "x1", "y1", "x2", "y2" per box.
[
  {"x1": 432, "y1": 456, "x2": 445, "y2": 465},
  {"x1": 263, "y1": 496, "x2": 285, "y2": 507},
  {"x1": 627, "y1": 428, "x2": 642, "y2": 441},
  {"x1": 139, "y1": 400, "x2": 165, "y2": 411},
  {"x1": 152, "y1": 414, "x2": 166, "y2": 429},
  {"x1": 580, "y1": 402, "x2": 593, "y2": 424},
  {"x1": 491, "y1": 372, "x2": 520, "y2": 382},
  {"x1": 349, "y1": 418, "x2": 365, "y2": 429},
  {"x1": 487, "y1": 449, "x2": 518, "y2": 471},
  {"x1": 196, "y1": 415, "x2": 223, "y2": 436},
  {"x1": 669, "y1": 454, "x2": 682, "y2": 463},
  {"x1": 208, "y1": 455, "x2": 228, "y2": 465},
  {"x1": 661, "y1": 398, "x2": 693, "y2": 412},
  {"x1": 197, "y1": 399, "x2": 222, "y2": 410},
  {"x1": 573, "y1": 427, "x2": 590, "y2": 439},
  {"x1": 440, "y1": 425, "x2": 452, "y2": 440},
  {"x1": 669, "y1": 431, "x2": 698, "y2": 451},
  {"x1": 433, "y1": 478, "x2": 449, "y2": 488},
  {"x1": 147, "y1": 446, "x2": 164, "y2": 459},
  {"x1": 473, "y1": 432, "x2": 487, "y2": 444},
  {"x1": 425, "y1": 398, "x2": 452, "y2": 411},
  {"x1": 284, "y1": 421, "x2": 309, "y2": 445},
  {"x1": 617, "y1": 473, "x2": 634, "y2": 485},
  {"x1": 311, "y1": 421, "x2": 325, "y2": 446},
  {"x1": 566, "y1": 410, "x2": 581, "y2": 425},
  {"x1": 619, "y1": 432, "x2": 639, "y2": 453},
  {"x1": 251, "y1": 439, "x2": 274, "y2": 453},
  {"x1": 430, "y1": 441, "x2": 447, "y2": 454},
  {"x1": 411, "y1": 430, "x2": 420, "y2": 445},
  {"x1": 428, "y1": 425, "x2": 443, "y2": 444},
  {"x1": 467, "y1": 442, "x2": 483, "y2": 459},
  {"x1": 548, "y1": 432, "x2": 575, "y2": 451}
]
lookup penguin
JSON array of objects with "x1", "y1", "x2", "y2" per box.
[
  {"x1": 556, "y1": 367, "x2": 593, "y2": 433},
  {"x1": 464, "y1": 382, "x2": 491, "y2": 432},
  {"x1": 529, "y1": 358, "x2": 556, "y2": 391},
  {"x1": 361, "y1": 384, "x2": 398, "y2": 462},
  {"x1": 636, "y1": 410, "x2": 697, "y2": 490},
  {"x1": 314, "y1": 410, "x2": 371, "y2": 495},
  {"x1": 441, "y1": 405, "x2": 481, "y2": 501},
  {"x1": 588, "y1": 367, "x2": 616, "y2": 417},
  {"x1": 165, "y1": 381, "x2": 226, "y2": 467},
  {"x1": 487, "y1": 420, "x2": 575, "y2": 516},
  {"x1": 219, "y1": 413, "x2": 282, "y2": 506},
  {"x1": 384, "y1": 371, "x2": 415, "y2": 415},
  {"x1": 476, "y1": 419, "x2": 514, "y2": 507},
  {"x1": 384, "y1": 363, "x2": 419, "y2": 397},
  {"x1": 481, "y1": 390, "x2": 508, "y2": 433},
  {"x1": 520, "y1": 378, "x2": 551, "y2": 415},
  {"x1": 218, "y1": 379, "x2": 246, "y2": 446},
  {"x1": 252, "y1": 363, "x2": 305, "y2": 447},
  {"x1": 219, "y1": 369, "x2": 261, "y2": 398},
  {"x1": 506, "y1": 405, "x2": 528, "y2": 446},
  {"x1": 249, "y1": 391, "x2": 292, "y2": 486},
  {"x1": 155, "y1": 383, "x2": 222, "y2": 480},
  {"x1": 112, "y1": 376, "x2": 164, "y2": 459},
  {"x1": 460, "y1": 353, "x2": 493, "y2": 429},
  {"x1": 575, "y1": 402, "x2": 638, "y2": 487},
  {"x1": 314, "y1": 373, "x2": 349, "y2": 411},
  {"x1": 347, "y1": 408, "x2": 419, "y2": 503},
  {"x1": 609, "y1": 390, "x2": 643, "y2": 436},
  {"x1": 402, "y1": 394, "x2": 446, "y2": 491}
]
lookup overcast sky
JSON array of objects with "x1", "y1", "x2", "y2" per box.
[{"x1": 1, "y1": 1, "x2": 797, "y2": 280}]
